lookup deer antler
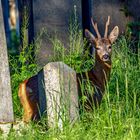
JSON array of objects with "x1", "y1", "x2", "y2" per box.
[
  {"x1": 104, "y1": 16, "x2": 110, "y2": 38},
  {"x1": 91, "y1": 18, "x2": 101, "y2": 39}
]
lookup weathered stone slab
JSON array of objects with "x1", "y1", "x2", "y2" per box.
[
  {"x1": 32, "y1": 0, "x2": 82, "y2": 65},
  {"x1": 38, "y1": 62, "x2": 79, "y2": 128},
  {"x1": 0, "y1": 1, "x2": 14, "y2": 123},
  {"x1": 91, "y1": 0, "x2": 128, "y2": 35}
]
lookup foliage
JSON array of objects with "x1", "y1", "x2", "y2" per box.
[
  {"x1": 6, "y1": 29, "x2": 140, "y2": 139},
  {"x1": 8, "y1": 29, "x2": 20, "y2": 55},
  {"x1": 126, "y1": 22, "x2": 140, "y2": 40},
  {"x1": 5, "y1": 36, "x2": 140, "y2": 139},
  {"x1": 5, "y1": 9, "x2": 140, "y2": 139}
]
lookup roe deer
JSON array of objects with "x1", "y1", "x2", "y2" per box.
[{"x1": 77, "y1": 16, "x2": 119, "y2": 109}]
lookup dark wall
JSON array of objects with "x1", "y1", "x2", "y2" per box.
[
  {"x1": 127, "y1": 0, "x2": 140, "y2": 21},
  {"x1": 82, "y1": 0, "x2": 91, "y2": 32},
  {"x1": 90, "y1": 0, "x2": 140, "y2": 36},
  {"x1": 91, "y1": 0, "x2": 129, "y2": 36},
  {"x1": 32, "y1": 0, "x2": 82, "y2": 65},
  {"x1": 18, "y1": 0, "x2": 34, "y2": 44},
  {"x1": 2, "y1": 0, "x2": 139, "y2": 65}
]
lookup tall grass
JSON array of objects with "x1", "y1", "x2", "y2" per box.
[
  {"x1": 6, "y1": 11, "x2": 140, "y2": 139},
  {"x1": 7, "y1": 31, "x2": 140, "y2": 139}
]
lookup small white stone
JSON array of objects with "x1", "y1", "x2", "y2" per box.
[
  {"x1": 0, "y1": 123, "x2": 12, "y2": 138},
  {"x1": 13, "y1": 121, "x2": 25, "y2": 130},
  {"x1": 12, "y1": 121, "x2": 26, "y2": 136}
]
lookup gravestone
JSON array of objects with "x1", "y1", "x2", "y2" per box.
[
  {"x1": 0, "y1": 1, "x2": 14, "y2": 123},
  {"x1": 32, "y1": 0, "x2": 82, "y2": 65},
  {"x1": 22, "y1": 62, "x2": 79, "y2": 127},
  {"x1": 38, "y1": 62, "x2": 79, "y2": 128},
  {"x1": 91, "y1": 0, "x2": 129, "y2": 35}
]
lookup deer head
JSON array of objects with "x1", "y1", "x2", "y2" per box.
[{"x1": 85, "y1": 16, "x2": 119, "y2": 66}]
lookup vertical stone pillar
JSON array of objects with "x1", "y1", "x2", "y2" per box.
[
  {"x1": 38, "y1": 62, "x2": 79, "y2": 128},
  {"x1": 0, "y1": 1, "x2": 14, "y2": 123}
]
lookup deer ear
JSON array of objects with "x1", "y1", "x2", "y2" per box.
[
  {"x1": 85, "y1": 29, "x2": 96, "y2": 43},
  {"x1": 109, "y1": 26, "x2": 119, "y2": 44}
]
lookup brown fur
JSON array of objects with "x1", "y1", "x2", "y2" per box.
[
  {"x1": 77, "y1": 17, "x2": 119, "y2": 109},
  {"x1": 18, "y1": 76, "x2": 39, "y2": 123}
]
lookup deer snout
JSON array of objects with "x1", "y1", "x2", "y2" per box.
[{"x1": 102, "y1": 54, "x2": 110, "y2": 62}]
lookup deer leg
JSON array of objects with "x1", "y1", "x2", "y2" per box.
[{"x1": 18, "y1": 80, "x2": 34, "y2": 123}]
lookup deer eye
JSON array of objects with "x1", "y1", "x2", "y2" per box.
[{"x1": 108, "y1": 46, "x2": 112, "y2": 49}]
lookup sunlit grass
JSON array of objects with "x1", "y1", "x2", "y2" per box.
[{"x1": 5, "y1": 12, "x2": 140, "y2": 139}]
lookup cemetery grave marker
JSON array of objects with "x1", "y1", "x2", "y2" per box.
[
  {"x1": 91, "y1": 0, "x2": 128, "y2": 34},
  {"x1": 0, "y1": 0, "x2": 14, "y2": 123},
  {"x1": 38, "y1": 62, "x2": 79, "y2": 128}
]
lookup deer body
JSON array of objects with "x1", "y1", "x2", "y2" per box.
[
  {"x1": 88, "y1": 57, "x2": 111, "y2": 93},
  {"x1": 78, "y1": 16, "x2": 119, "y2": 108}
]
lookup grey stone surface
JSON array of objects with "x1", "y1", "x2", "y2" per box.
[
  {"x1": 0, "y1": 1, "x2": 14, "y2": 123},
  {"x1": 33, "y1": 0, "x2": 82, "y2": 65},
  {"x1": 38, "y1": 62, "x2": 79, "y2": 128},
  {"x1": 91, "y1": 0, "x2": 129, "y2": 35}
]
